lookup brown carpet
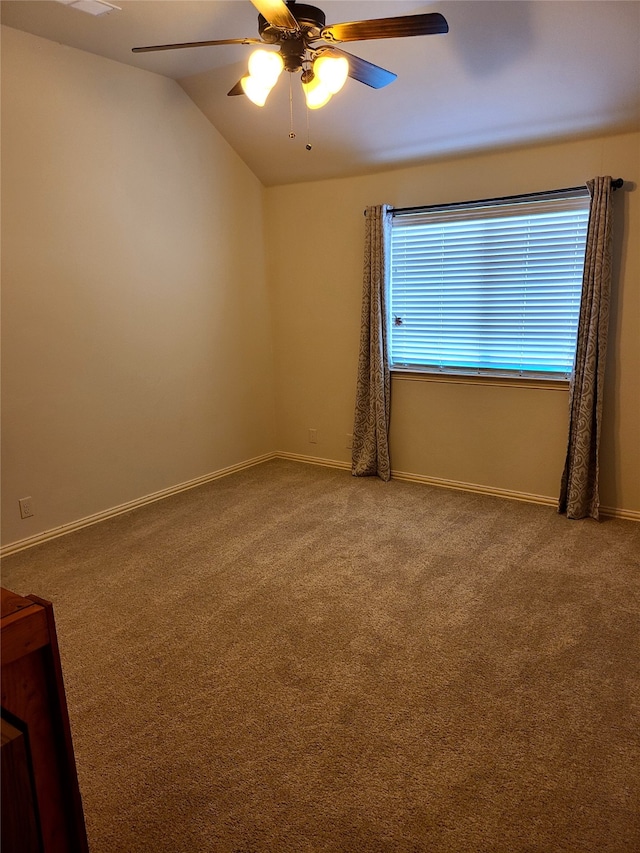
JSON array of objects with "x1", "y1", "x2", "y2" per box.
[{"x1": 2, "y1": 459, "x2": 639, "y2": 852}]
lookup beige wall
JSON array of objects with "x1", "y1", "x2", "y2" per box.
[
  {"x1": 1, "y1": 27, "x2": 276, "y2": 546},
  {"x1": 266, "y1": 133, "x2": 640, "y2": 513}
]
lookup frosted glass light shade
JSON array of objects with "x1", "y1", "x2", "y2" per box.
[
  {"x1": 248, "y1": 50, "x2": 284, "y2": 86},
  {"x1": 241, "y1": 51, "x2": 283, "y2": 106},
  {"x1": 303, "y1": 76, "x2": 332, "y2": 109},
  {"x1": 314, "y1": 55, "x2": 349, "y2": 94},
  {"x1": 241, "y1": 76, "x2": 271, "y2": 106}
]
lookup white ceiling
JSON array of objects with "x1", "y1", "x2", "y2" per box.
[{"x1": 2, "y1": 1, "x2": 639, "y2": 186}]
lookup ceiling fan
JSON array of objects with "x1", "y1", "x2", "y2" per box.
[{"x1": 133, "y1": 0, "x2": 449, "y2": 109}]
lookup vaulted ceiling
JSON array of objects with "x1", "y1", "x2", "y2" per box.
[{"x1": 2, "y1": 1, "x2": 639, "y2": 186}]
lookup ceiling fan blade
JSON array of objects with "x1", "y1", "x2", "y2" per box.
[
  {"x1": 321, "y1": 12, "x2": 448, "y2": 43},
  {"x1": 133, "y1": 38, "x2": 262, "y2": 53},
  {"x1": 250, "y1": 0, "x2": 299, "y2": 31},
  {"x1": 228, "y1": 79, "x2": 246, "y2": 97},
  {"x1": 321, "y1": 48, "x2": 396, "y2": 89}
]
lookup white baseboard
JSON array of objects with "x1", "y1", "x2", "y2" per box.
[
  {"x1": 0, "y1": 453, "x2": 277, "y2": 558},
  {"x1": 276, "y1": 454, "x2": 640, "y2": 520},
  {"x1": 2, "y1": 451, "x2": 637, "y2": 557},
  {"x1": 599, "y1": 505, "x2": 640, "y2": 522},
  {"x1": 277, "y1": 452, "x2": 556, "y2": 507},
  {"x1": 390, "y1": 468, "x2": 558, "y2": 507},
  {"x1": 275, "y1": 451, "x2": 351, "y2": 472}
]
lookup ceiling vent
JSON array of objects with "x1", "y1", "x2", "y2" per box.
[{"x1": 55, "y1": 0, "x2": 121, "y2": 17}]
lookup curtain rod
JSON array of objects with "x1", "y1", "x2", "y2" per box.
[{"x1": 364, "y1": 178, "x2": 625, "y2": 216}]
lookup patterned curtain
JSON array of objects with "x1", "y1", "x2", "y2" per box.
[
  {"x1": 352, "y1": 204, "x2": 393, "y2": 481},
  {"x1": 559, "y1": 177, "x2": 614, "y2": 520}
]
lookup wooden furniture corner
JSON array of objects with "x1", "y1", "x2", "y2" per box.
[{"x1": 1, "y1": 587, "x2": 89, "y2": 853}]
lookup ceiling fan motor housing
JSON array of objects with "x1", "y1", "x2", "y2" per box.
[
  {"x1": 258, "y1": 4, "x2": 327, "y2": 73},
  {"x1": 258, "y1": 4, "x2": 326, "y2": 42}
]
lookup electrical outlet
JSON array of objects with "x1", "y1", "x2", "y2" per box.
[
  {"x1": 346, "y1": 434, "x2": 353, "y2": 449},
  {"x1": 309, "y1": 428, "x2": 317, "y2": 444},
  {"x1": 19, "y1": 497, "x2": 34, "y2": 519}
]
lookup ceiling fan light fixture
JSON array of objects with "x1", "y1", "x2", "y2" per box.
[
  {"x1": 313, "y1": 54, "x2": 349, "y2": 94},
  {"x1": 241, "y1": 49, "x2": 284, "y2": 106},
  {"x1": 247, "y1": 49, "x2": 284, "y2": 85},
  {"x1": 302, "y1": 75, "x2": 332, "y2": 110},
  {"x1": 240, "y1": 75, "x2": 272, "y2": 106}
]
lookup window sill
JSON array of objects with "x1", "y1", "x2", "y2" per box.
[{"x1": 390, "y1": 369, "x2": 570, "y2": 391}]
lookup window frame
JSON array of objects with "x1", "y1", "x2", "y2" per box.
[{"x1": 387, "y1": 187, "x2": 591, "y2": 384}]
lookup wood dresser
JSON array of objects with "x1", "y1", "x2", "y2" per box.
[{"x1": 1, "y1": 588, "x2": 89, "y2": 852}]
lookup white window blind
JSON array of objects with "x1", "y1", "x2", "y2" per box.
[{"x1": 389, "y1": 190, "x2": 590, "y2": 378}]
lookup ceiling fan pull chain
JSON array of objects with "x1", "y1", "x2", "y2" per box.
[
  {"x1": 305, "y1": 102, "x2": 312, "y2": 151},
  {"x1": 288, "y1": 74, "x2": 296, "y2": 139}
]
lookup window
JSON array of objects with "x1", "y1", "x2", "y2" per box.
[{"x1": 388, "y1": 189, "x2": 590, "y2": 379}]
